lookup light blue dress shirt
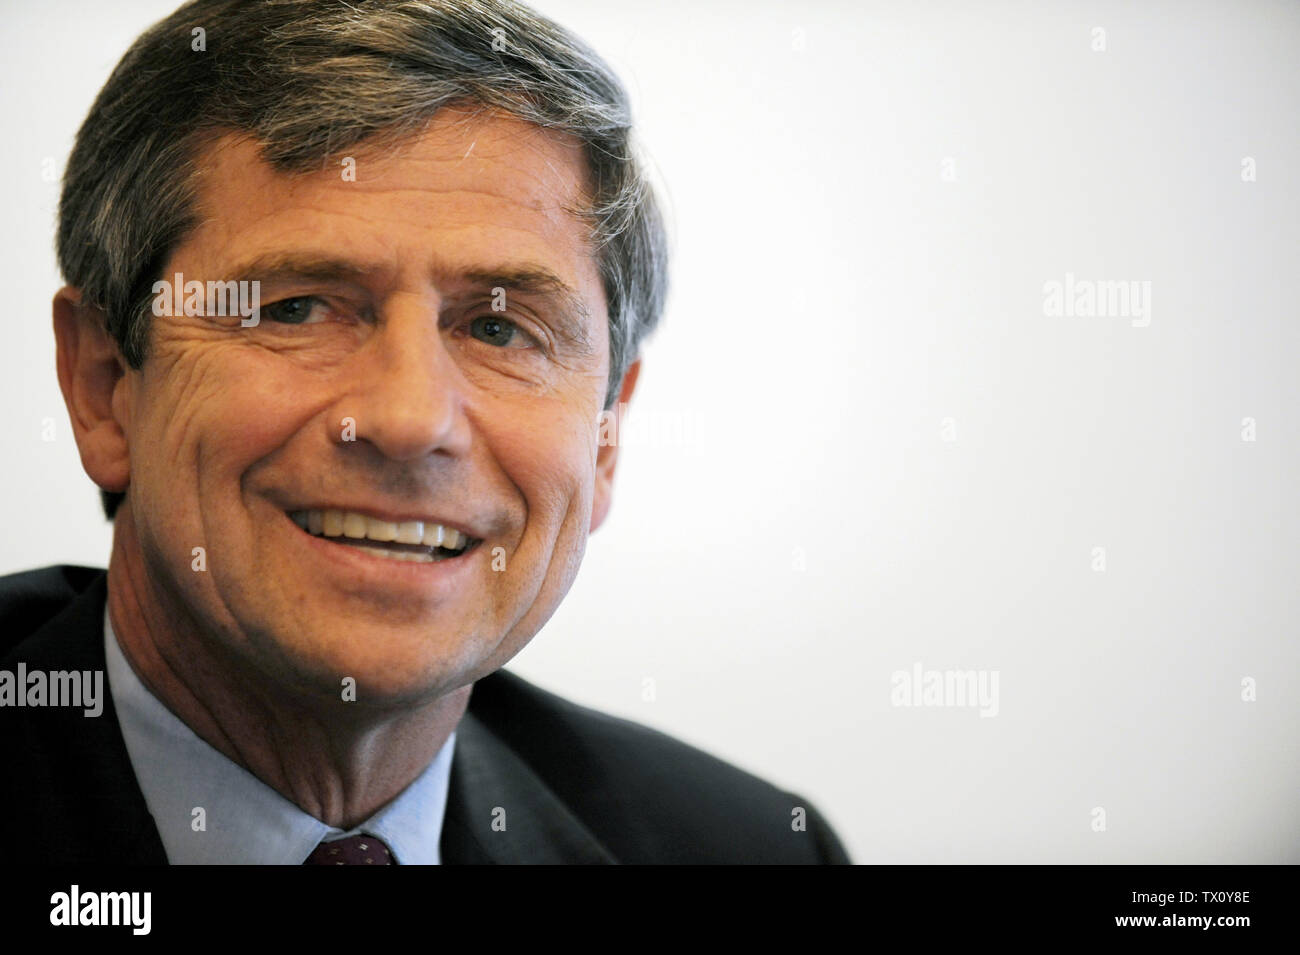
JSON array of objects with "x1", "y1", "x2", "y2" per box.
[{"x1": 104, "y1": 609, "x2": 455, "y2": 864}]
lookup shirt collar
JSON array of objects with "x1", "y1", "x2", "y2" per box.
[{"x1": 104, "y1": 607, "x2": 454, "y2": 864}]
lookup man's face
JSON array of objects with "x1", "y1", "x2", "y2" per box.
[{"x1": 116, "y1": 110, "x2": 617, "y2": 704}]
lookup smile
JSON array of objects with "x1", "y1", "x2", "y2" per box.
[{"x1": 287, "y1": 509, "x2": 480, "y2": 563}]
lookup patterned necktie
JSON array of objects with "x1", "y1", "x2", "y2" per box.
[{"x1": 303, "y1": 834, "x2": 396, "y2": 865}]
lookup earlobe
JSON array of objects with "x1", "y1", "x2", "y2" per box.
[
  {"x1": 589, "y1": 358, "x2": 642, "y2": 534},
  {"x1": 52, "y1": 287, "x2": 132, "y2": 496}
]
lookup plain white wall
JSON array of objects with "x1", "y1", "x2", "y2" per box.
[{"x1": 1, "y1": 0, "x2": 1296, "y2": 863}]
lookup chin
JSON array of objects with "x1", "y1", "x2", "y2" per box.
[{"x1": 262, "y1": 623, "x2": 487, "y2": 704}]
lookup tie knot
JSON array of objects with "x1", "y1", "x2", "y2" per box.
[{"x1": 303, "y1": 834, "x2": 395, "y2": 865}]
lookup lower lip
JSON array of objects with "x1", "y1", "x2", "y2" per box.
[{"x1": 283, "y1": 512, "x2": 484, "y2": 593}]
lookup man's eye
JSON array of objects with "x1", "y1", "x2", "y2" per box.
[
  {"x1": 468, "y1": 315, "x2": 533, "y2": 349},
  {"x1": 261, "y1": 296, "x2": 326, "y2": 325}
]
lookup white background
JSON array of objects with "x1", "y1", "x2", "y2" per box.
[{"x1": 1, "y1": 0, "x2": 1296, "y2": 863}]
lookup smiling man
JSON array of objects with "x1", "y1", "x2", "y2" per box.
[{"x1": 0, "y1": 0, "x2": 849, "y2": 864}]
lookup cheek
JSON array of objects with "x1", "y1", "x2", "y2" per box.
[
  {"x1": 479, "y1": 405, "x2": 598, "y2": 655},
  {"x1": 486, "y1": 397, "x2": 598, "y2": 547},
  {"x1": 136, "y1": 345, "x2": 320, "y2": 526}
]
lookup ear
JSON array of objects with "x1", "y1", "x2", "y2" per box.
[
  {"x1": 589, "y1": 358, "x2": 641, "y2": 534},
  {"x1": 52, "y1": 287, "x2": 132, "y2": 498}
]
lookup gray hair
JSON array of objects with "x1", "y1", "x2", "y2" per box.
[{"x1": 57, "y1": 0, "x2": 669, "y2": 519}]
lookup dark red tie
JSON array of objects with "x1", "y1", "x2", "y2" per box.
[{"x1": 303, "y1": 834, "x2": 395, "y2": 865}]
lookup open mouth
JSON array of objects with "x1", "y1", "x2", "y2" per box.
[{"x1": 288, "y1": 509, "x2": 481, "y2": 563}]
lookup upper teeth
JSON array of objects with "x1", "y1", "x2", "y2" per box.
[{"x1": 290, "y1": 509, "x2": 468, "y2": 550}]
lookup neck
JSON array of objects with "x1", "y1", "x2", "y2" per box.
[{"x1": 104, "y1": 501, "x2": 471, "y2": 830}]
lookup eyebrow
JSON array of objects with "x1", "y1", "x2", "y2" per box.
[
  {"x1": 226, "y1": 253, "x2": 371, "y2": 286},
  {"x1": 223, "y1": 253, "x2": 595, "y2": 349}
]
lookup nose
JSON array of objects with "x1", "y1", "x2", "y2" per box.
[{"x1": 336, "y1": 296, "x2": 472, "y2": 462}]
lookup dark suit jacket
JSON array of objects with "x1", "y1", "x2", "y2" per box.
[{"x1": 0, "y1": 565, "x2": 850, "y2": 864}]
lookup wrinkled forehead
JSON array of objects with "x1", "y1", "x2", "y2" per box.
[{"x1": 183, "y1": 108, "x2": 598, "y2": 264}]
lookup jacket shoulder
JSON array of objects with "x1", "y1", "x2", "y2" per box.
[
  {"x1": 0, "y1": 565, "x2": 105, "y2": 658},
  {"x1": 471, "y1": 668, "x2": 850, "y2": 863}
]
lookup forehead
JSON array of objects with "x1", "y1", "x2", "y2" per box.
[{"x1": 181, "y1": 108, "x2": 601, "y2": 302}]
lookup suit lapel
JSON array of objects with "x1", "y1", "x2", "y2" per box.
[
  {"x1": 3, "y1": 570, "x2": 169, "y2": 864},
  {"x1": 440, "y1": 709, "x2": 617, "y2": 864}
]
